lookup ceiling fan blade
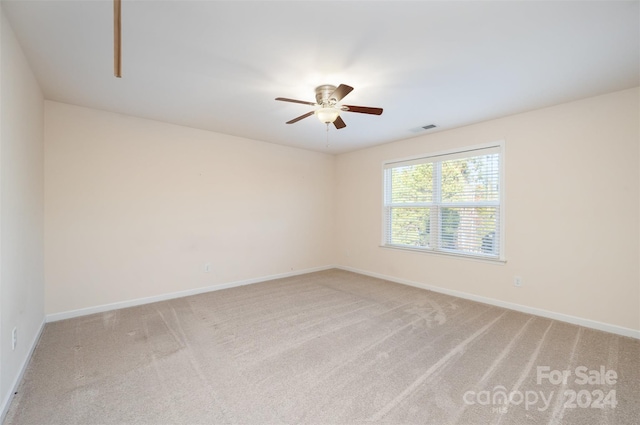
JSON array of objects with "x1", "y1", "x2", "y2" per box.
[
  {"x1": 343, "y1": 105, "x2": 383, "y2": 115},
  {"x1": 333, "y1": 116, "x2": 346, "y2": 129},
  {"x1": 275, "y1": 97, "x2": 317, "y2": 106},
  {"x1": 330, "y1": 84, "x2": 354, "y2": 102},
  {"x1": 286, "y1": 111, "x2": 315, "y2": 124},
  {"x1": 114, "y1": 0, "x2": 121, "y2": 77}
]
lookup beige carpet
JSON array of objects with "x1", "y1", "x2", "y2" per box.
[{"x1": 4, "y1": 269, "x2": 639, "y2": 424}]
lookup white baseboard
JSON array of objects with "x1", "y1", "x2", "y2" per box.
[
  {"x1": 337, "y1": 265, "x2": 640, "y2": 340},
  {"x1": 0, "y1": 318, "x2": 46, "y2": 423},
  {"x1": 46, "y1": 265, "x2": 336, "y2": 323}
]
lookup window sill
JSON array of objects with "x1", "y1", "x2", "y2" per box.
[{"x1": 379, "y1": 244, "x2": 507, "y2": 265}]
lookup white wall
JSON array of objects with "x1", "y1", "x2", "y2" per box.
[
  {"x1": 335, "y1": 88, "x2": 640, "y2": 333},
  {"x1": 0, "y1": 5, "x2": 45, "y2": 418},
  {"x1": 44, "y1": 102, "x2": 335, "y2": 315},
  {"x1": 45, "y1": 90, "x2": 640, "y2": 335}
]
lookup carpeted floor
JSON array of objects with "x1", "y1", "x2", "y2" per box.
[{"x1": 4, "y1": 269, "x2": 639, "y2": 424}]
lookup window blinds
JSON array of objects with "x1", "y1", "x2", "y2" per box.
[{"x1": 383, "y1": 145, "x2": 502, "y2": 260}]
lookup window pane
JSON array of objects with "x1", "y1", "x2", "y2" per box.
[
  {"x1": 439, "y1": 207, "x2": 499, "y2": 255},
  {"x1": 441, "y1": 154, "x2": 499, "y2": 203},
  {"x1": 391, "y1": 163, "x2": 433, "y2": 203},
  {"x1": 383, "y1": 145, "x2": 502, "y2": 260},
  {"x1": 389, "y1": 207, "x2": 431, "y2": 247}
]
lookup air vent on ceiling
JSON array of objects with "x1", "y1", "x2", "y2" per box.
[{"x1": 409, "y1": 124, "x2": 437, "y2": 133}]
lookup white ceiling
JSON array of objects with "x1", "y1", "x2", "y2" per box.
[{"x1": 3, "y1": 1, "x2": 639, "y2": 154}]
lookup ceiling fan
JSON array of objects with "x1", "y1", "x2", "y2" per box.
[{"x1": 275, "y1": 84, "x2": 383, "y2": 129}]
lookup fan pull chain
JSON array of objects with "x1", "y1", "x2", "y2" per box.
[{"x1": 326, "y1": 123, "x2": 330, "y2": 149}]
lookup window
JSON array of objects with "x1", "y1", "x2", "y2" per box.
[{"x1": 383, "y1": 144, "x2": 503, "y2": 260}]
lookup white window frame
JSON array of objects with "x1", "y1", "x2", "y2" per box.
[{"x1": 381, "y1": 141, "x2": 505, "y2": 262}]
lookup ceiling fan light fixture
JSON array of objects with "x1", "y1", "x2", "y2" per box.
[
  {"x1": 316, "y1": 107, "x2": 340, "y2": 124},
  {"x1": 276, "y1": 84, "x2": 382, "y2": 129}
]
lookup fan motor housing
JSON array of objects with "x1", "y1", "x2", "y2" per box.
[{"x1": 315, "y1": 85, "x2": 338, "y2": 106}]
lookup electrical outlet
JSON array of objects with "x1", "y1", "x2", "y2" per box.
[
  {"x1": 12, "y1": 327, "x2": 17, "y2": 350},
  {"x1": 204, "y1": 263, "x2": 211, "y2": 273},
  {"x1": 514, "y1": 276, "x2": 523, "y2": 287}
]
